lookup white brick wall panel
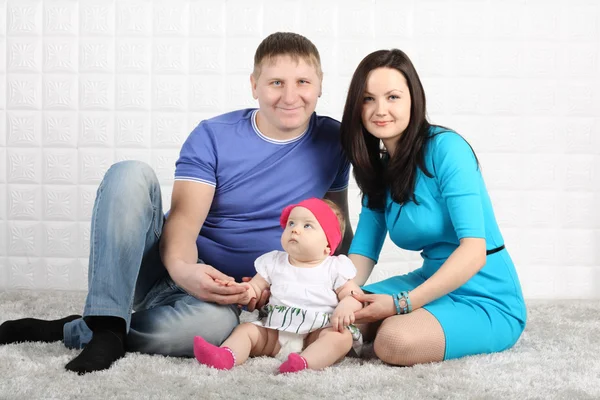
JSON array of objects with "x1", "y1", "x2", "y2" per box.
[
  {"x1": 116, "y1": 112, "x2": 151, "y2": 148},
  {"x1": 43, "y1": 185, "x2": 78, "y2": 222},
  {"x1": 79, "y1": 38, "x2": 114, "y2": 74},
  {"x1": 7, "y1": 257, "x2": 43, "y2": 290},
  {"x1": 78, "y1": 149, "x2": 114, "y2": 184},
  {"x1": 414, "y1": 2, "x2": 452, "y2": 39},
  {"x1": 116, "y1": 76, "x2": 151, "y2": 111},
  {"x1": 189, "y1": 38, "x2": 225, "y2": 74},
  {"x1": 188, "y1": 75, "x2": 224, "y2": 111},
  {"x1": 78, "y1": 222, "x2": 90, "y2": 259},
  {"x1": 43, "y1": 1, "x2": 78, "y2": 37},
  {"x1": 8, "y1": 184, "x2": 41, "y2": 220},
  {"x1": 79, "y1": 74, "x2": 114, "y2": 110},
  {"x1": 43, "y1": 74, "x2": 78, "y2": 110},
  {"x1": 296, "y1": 1, "x2": 336, "y2": 39},
  {"x1": 8, "y1": 221, "x2": 42, "y2": 257},
  {"x1": 7, "y1": 111, "x2": 42, "y2": 147},
  {"x1": 116, "y1": 1, "x2": 152, "y2": 38},
  {"x1": 338, "y1": 2, "x2": 374, "y2": 40},
  {"x1": 563, "y1": 4, "x2": 600, "y2": 41},
  {"x1": 77, "y1": 185, "x2": 97, "y2": 221},
  {"x1": 225, "y1": 38, "x2": 262, "y2": 74},
  {"x1": 0, "y1": 0, "x2": 598, "y2": 297},
  {"x1": 7, "y1": 1, "x2": 43, "y2": 36},
  {"x1": 42, "y1": 111, "x2": 78, "y2": 147},
  {"x1": 337, "y1": 41, "x2": 377, "y2": 77},
  {"x1": 43, "y1": 221, "x2": 78, "y2": 257},
  {"x1": 43, "y1": 38, "x2": 78, "y2": 73},
  {"x1": 152, "y1": 0, "x2": 188, "y2": 37},
  {"x1": 152, "y1": 112, "x2": 187, "y2": 147},
  {"x1": 7, "y1": 148, "x2": 42, "y2": 184},
  {"x1": 44, "y1": 258, "x2": 79, "y2": 290},
  {"x1": 8, "y1": 74, "x2": 42, "y2": 110},
  {"x1": 160, "y1": 185, "x2": 172, "y2": 213},
  {"x1": 43, "y1": 148, "x2": 77, "y2": 184},
  {"x1": 559, "y1": 231, "x2": 598, "y2": 267},
  {"x1": 114, "y1": 149, "x2": 152, "y2": 165},
  {"x1": 151, "y1": 75, "x2": 187, "y2": 111},
  {"x1": 151, "y1": 149, "x2": 178, "y2": 184},
  {"x1": 225, "y1": 74, "x2": 258, "y2": 110},
  {"x1": 116, "y1": 39, "x2": 150, "y2": 73},
  {"x1": 373, "y1": 2, "x2": 413, "y2": 39},
  {"x1": 7, "y1": 38, "x2": 42, "y2": 73},
  {"x1": 226, "y1": 1, "x2": 262, "y2": 38},
  {"x1": 0, "y1": 39, "x2": 6, "y2": 73},
  {"x1": 0, "y1": 185, "x2": 6, "y2": 221},
  {"x1": 0, "y1": 0, "x2": 6, "y2": 37},
  {"x1": 263, "y1": 1, "x2": 299, "y2": 35},
  {"x1": 153, "y1": 39, "x2": 188, "y2": 74},
  {"x1": 189, "y1": 2, "x2": 225, "y2": 37},
  {"x1": 79, "y1": 1, "x2": 114, "y2": 37},
  {"x1": 0, "y1": 150, "x2": 6, "y2": 184},
  {"x1": 79, "y1": 112, "x2": 114, "y2": 147}
]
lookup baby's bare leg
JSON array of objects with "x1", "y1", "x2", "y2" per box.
[
  {"x1": 301, "y1": 327, "x2": 353, "y2": 369},
  {"x1": 222, "y1": 323, "x2": 281, "y2": 365}
]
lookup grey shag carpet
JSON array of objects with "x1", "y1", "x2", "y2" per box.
[{"x1": 1, "y1": 290, "x2": 599, "y2": 400}]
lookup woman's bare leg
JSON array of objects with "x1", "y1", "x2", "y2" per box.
[{"x1": 373, "y1": 309, "x2": 445, "y2": 366}]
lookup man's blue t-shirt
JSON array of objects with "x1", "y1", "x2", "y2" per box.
[{"x1": 174, "y1": 109, "x2": 350, "y2": 281}]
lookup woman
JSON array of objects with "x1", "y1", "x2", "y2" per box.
[{"x1": 340, "y1": 49, "x2": 526, "y2": 365}]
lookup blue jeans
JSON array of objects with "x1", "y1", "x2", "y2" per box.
[{"x1": 63, "y1": 161, "x2": 240, "y2": 357}]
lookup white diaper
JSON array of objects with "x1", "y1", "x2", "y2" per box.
[{"x1": 275, "y1": 331, "x2": 307, "y2": 361}]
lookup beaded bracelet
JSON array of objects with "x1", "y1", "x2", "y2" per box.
[
  {"x1": 392, "y1": 293, "x2": 401, "y2": 315},
  {"x1": 398, "y1": 291, "x2": 413, "y2": 314}
]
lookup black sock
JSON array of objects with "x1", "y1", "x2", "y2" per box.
[
  {"x1": 0, "y1": 315, "x2": 81, "y2": 345},
  {"x1": 65, "y1": 316, "x2": 126, "y2": 375}
]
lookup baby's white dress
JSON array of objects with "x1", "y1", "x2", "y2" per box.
[{"x1": 252, "y1": 250, "x2": 358, "y2": 358}]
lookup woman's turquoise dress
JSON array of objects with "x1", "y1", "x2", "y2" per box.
[{"x1": 351, "y1": 127, "x2": 527, "y2": 360}]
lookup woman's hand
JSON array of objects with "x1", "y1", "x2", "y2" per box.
[{"x1": 352, "y1": 292, "x2": 396, "y2": 323}]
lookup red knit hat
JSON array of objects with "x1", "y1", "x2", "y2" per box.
[{"x1": 279, "y1": 198, "x2": 342, "y2": 255}]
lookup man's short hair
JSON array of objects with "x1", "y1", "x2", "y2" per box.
[{"x1": 253, "y1": 32, "x2": 322, "y2": 78}]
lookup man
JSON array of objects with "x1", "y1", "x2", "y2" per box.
[{"x1": 0, "y1": 32, "x2": 352, "y2": 374}]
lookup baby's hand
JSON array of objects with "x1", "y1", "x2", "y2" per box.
[
  {"x1": 331, "y1": 301, "x2": 356, "y2": 332},
  {"x1": 233, "y1": 282, "x2": 256, "y2": 306}
]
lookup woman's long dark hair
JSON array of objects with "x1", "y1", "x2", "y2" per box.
[{"x1": 340, "y1": 49, "x2": 434, "y2": 210}]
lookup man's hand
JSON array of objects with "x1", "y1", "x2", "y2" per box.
[
  {"x1": 352, "y1": 292, "x2": 396, "y2": 323},
  {"x1": 241, "y1": 277, "x2": 270, "y2": 312},
  {"x1": 331, "y1": 295, "x2": 362, "y2": 332},
  {"x1": 173, "y1": 263, "x2": 249, "y2": 305}
]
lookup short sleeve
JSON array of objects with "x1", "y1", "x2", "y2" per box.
[
  {"x1": 331, "y1": 255, "x2": 357, "y2": 290},
  {"x1": 254, "y1": 250, "x2": 280, "y2": 284},
  {"x1": 174, "y1": 121, "x2": 218, "y2": 187},
  {"x1": 328, "y1": 156, "x2": 351, "y2": 192},
  {"x1": 348, "y1": 196, "x2": 387, "y2": 263},
  {"x1": 432, "y1": 132, "x2": 485, "y2": 239}
]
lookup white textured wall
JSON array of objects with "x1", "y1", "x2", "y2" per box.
[{"x1": 0, "y1": 0, "x2": 599, "y2": 298}]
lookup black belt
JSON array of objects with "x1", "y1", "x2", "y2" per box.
[{"x1": 486, "y1": 244, "x2": 505, "y2": 256}]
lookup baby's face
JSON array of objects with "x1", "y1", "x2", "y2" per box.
[{"x1": 280, "y1": 206, "x2": 329, "y2": 262}]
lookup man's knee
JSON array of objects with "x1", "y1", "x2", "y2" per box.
[
  {"x1": 103, "y1": 161, "x2": 159, "y2": 194},
  {"x1": 127, "y1": 300, "x2": 239, "y2": 357},
  {"x1": 169, "y1": 300, "x2": 240, "y2": 355}
]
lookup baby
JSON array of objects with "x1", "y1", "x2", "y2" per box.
[{"x1": 193, "y1": 198, "x2": 363, "y2": 373}]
